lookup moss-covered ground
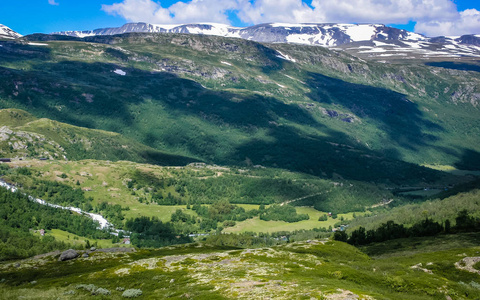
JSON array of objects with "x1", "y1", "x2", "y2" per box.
[{"x1": 1, "y1": 237, "x2": 480, "y2": 299}]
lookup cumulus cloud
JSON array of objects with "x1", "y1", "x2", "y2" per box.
[
  {"x1": 48, "y1": 0, "x2": 59, "y2": 5},
  {"x1": 101, "y1": 0, "x2": 480, "y2": 35},
  {"x1": 415, "y1": 9, "x2": 480, "y2": 36},
  {"x1": 102, "y1": 0, "x2": 239, "y2": 24}
]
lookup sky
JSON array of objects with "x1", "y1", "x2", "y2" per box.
[{"x1": 1, "y1": 0, "x2": 480, "y2": 37}]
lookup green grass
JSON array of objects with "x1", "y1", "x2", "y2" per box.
[
  {"x1": 1, "y1": 34, "x2": 477, "y2": 185},
  {"x1": 359, "y1": 232, "x2": 480, "y2": 258},
  {"x1": 125, "y1": 205, "x2": 197, "y2": 222},
  {"x1": 224, "y1": 207, "x2": 361, "y2": 233},
  {"x1": 38, "y1": 229, "x2": 131, "y2": 249},
  {"x1": 2, "y1": 238, "x2": 480, "y2": 299}
]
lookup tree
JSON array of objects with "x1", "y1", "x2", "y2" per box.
[
  {"x1": 444, "y1": 219, "x2": 451, "y2": 233},
  {"x1": 455, "y1": 209, "x2": 475, "y2": 231},
  {"x1": 333, "y1": 230, "x2": 348, "y2": 242}
]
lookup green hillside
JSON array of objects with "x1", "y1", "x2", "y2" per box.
[
  {"x1": 2, "y1": 238, "x2": 480, "y2": 299},
  {"x1": 0, "y1": 34, "x2": 478, "y2": 183},
  {"x1": 0, "y1": 108, "x2": 195, "y2": 165}
]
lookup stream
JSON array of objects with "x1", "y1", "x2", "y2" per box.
[{"x1": 0, "y1": 179, "x2": 113, "y2": 230}]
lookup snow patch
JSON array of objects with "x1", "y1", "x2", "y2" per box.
[
  {"x1": 275, "y1": 50, "x2": 297, "y2": 62},
  {"x1": 358, "y1": 48, "x2": 387, "y2": 53},
  {"x1": 28, "y1": 42, "x2": 49, "y2": 46},
  {"x1": 344, "y1": 24, "x2": 377, "y2": 41},
  {"x1": 221, "y1": 61, "x2": 232, "y2": 66},
  {"x1": 114, "y1": 69, "x2": 126, "y2": 76},
  {"x1": 373, "y1": 41, "x2": 398, "y2": 47}
]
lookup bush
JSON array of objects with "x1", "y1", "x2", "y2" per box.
[
  {"x1": 122, "y1": 289, "x2": 143, "y2": 298},
  {"x1": 95, "y1": 288, "x2": 111, "y2": 295},
  {"x1": 76, "y1": 284, "x2": 97, "y2": 293}
]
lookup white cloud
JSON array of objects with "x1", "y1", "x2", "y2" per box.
[
  {"x1": 415, "y1": 9, "x2": 480, "y2": 36},
  {"x1": 101, "y1": 0, "x2": 480, "y2": 35},
  {"x1": 48, "y1": 0, "x2": 59, "y2": 5},
  {"x1": 102, "y1": 0, "x2": 239, "y2": 24},
  {"x1": 237, "y1": 0, "x2": 316, "y2": 24}
]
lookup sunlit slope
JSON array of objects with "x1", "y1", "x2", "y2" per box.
[{"x1": 0, "y1": 34, "x2": 478, "y2": 182}]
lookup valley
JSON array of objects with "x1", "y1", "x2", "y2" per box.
[{"x1": 0, "y1": 22, "x2": 479, "y2": 299}]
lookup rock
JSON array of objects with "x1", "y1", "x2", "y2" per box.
[
  {"x1": 82, "y1": 253, "x2": 89, "y2": 258},
  {"x1": 90, "y1": 247, "x2": 96, "y2": 251},
  {"x1": 58, "y1": 249, "x2": 79, "y2": 261}
]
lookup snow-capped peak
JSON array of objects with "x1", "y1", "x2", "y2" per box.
[{"x1": 0, "y1": 24, "x2": 22, "y2": 39}]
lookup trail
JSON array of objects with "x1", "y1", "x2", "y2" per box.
[{"x1": 280, "y1": 192, "x2": 326, "y2": 206}]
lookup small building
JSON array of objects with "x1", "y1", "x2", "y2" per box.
[
  {"x1": 40, "y1": 229, "x2": 45, "y2": 236},
  {"x1": 123, "y1": 237, "x2": 130, "y2": 245},
  {"x1": 328, "y1": 212, "x2": 332, "y2": 217}
]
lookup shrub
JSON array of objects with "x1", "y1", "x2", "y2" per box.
[
  {"x1": 122, "y1": 289, "x2": 143, "y2": 298},
  {"x1": 76, "y1": 284, "x2": 97, "y2": 293},
  {"x1": 95, "y1": 288, "x2": 111, "y2": 295}
]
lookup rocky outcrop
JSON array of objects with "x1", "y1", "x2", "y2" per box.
[{"x1": 58, "y1": 249, "x2": 79, "y2": 261}]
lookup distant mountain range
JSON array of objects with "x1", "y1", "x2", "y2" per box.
[
  {"x1": 52, "y1": 22, "x2": 480, "y2": 59},
  {"x1": 2, "y1": 22, "x2": 480, "y2": 59},
  {"x1": 54, "y1": 22, "x2": 427, "y2": 46},
  {"x1": 52, "y1": 22, "x2": 479, "y2": 46}
]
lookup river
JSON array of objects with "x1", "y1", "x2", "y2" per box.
[{"x1": 0, "y1": 179, "x2": 113, "y2": 230}]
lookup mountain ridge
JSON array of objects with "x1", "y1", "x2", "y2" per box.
[
  {"x1": 0, "y1": 24, "x2": 22, "y2": 39},
  {"x1": 50, "y1": 22, "x2": 480, "y2": 59}
]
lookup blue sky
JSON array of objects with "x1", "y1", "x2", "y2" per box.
[{"x1": 1, "y1": 0, "x2": 479, "y2": 36}]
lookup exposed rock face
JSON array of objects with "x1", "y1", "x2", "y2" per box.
[{"x1": 58, "y1": 249, "x2": 79, "y2": 261}]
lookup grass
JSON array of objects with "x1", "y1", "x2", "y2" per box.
[
  {"x1": 359, "y1": 232, "x2": 480, "y2": 259},
  {"x1": 4, "y1": 159, "x2": 390, "y2": 232},
  {"x1": 1, "y1": 34, "x2": 478, "y2": 185},
  {"x1": 2, "y1": 238, "x2": 480, "y2": 299},
  {"x1": 224, "y1": 207, "x2": 363, "y2": 233},
  {"x1": 37, "y1": 229, "x2": 132, "y2": 249}
]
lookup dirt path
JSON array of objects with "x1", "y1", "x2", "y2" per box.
[{"x1": 280, "y1": 192, "x2": 326, "y2": 206}]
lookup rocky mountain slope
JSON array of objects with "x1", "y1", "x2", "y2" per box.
[
  {"x1": 0, "y1": 24, "x2": 22, "y2": 39},
  {"x1": 0, "y1": 31, "x2": 479, "y2": 183},
  {"x1": 54, "y1": 22, "x2": 480, "y2": 59}
]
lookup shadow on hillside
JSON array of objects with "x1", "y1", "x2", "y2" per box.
[
  {"x1": 304, "y1": 72, "x2": 444, "y2": 151},
  {"x1": 0, "y1": 60, "x2": 447, "y2": 181},
  {"x1": 0, "y1": 41, "x2": 52, "y2": 62},
  {"x1": 425, "y1": 61, "x2": 480, "y2": 73},
  {"x1": 454, "y1": 149, "x2": 480, "y2": 171}
]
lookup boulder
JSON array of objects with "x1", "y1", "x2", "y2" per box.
[
  {"x1": 82, "y1": 253, "x2": 89, "y2": 258},
  {"x1": 58, "y1": 249, "x2": 79, "y2": 261},
  {"x1": 90, "y1": 247, "x2": 96, "y2": 252}
]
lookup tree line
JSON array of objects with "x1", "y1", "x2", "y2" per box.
[{"x1": 334, "y1": 210, "x2": 480, "y2": 246}]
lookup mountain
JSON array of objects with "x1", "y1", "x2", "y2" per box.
[
  {"x1": 2, "y1": 31, "x2": 478, "y2": 185},
  {"x1": 0, "y1": 24, "x2": 22, "y2": 39},
  {"x1": 0, "y1": 108, "x2": 195, "y2": 165},
  {"x1": 53, "y1": 22, "x2": 480, "y2": 59},
  {"x1": 55, "y1": 22, "x2": 425, "y2": 46}
]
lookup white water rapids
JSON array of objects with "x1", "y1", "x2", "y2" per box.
[{"x1": 0, "y1": 179, "x2": 112, "y2": 230}]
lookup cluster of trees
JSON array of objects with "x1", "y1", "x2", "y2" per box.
[
  {"x1": 259, "y1": 204, "x2": 309, "y2": 222},
  {"x1": 0, "y1": 186, "x2": 109, "y2": 261},
  {"x1": 95, "y1": 201, "x2": 126, "y2": 229},
  {"x1": 125, "y1": 216, "x2": 191, "y2": 248},
  {"x1": 27, "y1": 180, "x2": 91, "y2": 208},
  {"x1": 335, "y1": 210, "x2": 480, "y2": 246},
  {"x1": 20, "y1": 178, "x2": 128, "y2": 229}
]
